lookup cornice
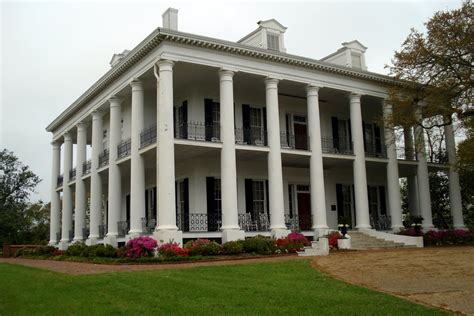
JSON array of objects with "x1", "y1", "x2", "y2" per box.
[{"x1": 46, "y1": 27, "x2": 403, "y2": 133}]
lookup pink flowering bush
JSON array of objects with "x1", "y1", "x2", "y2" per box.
[
  {"x1": 158, "y1": 242, "x2": 189, "y2": 257},
  {"x1": 184, "y1": 239, "x2": 222, "y2": 256},
  {"x1": 424, "y1": 229, "x2": 474, "y2": 246},
  {"x1": 274, "y1": 232, "x2": 310, "y2": 253},
  {"x1": 326, "y1": 231, "x2": 341, "y2": 249},
  {"x1": 122, "y1": 236, "x2": 157, "y2": 258}
]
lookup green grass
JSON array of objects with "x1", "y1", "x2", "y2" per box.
[{"x1": 0, "y1": 260, "x2": 445, "y2": 315}]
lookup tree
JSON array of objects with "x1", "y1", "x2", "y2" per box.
[
  {"x1": 386, "y1": 1, "x2": 473, "y2": 129},
  {"x1": 0, "y1": 149, "x2": 42, "y2": 244}
]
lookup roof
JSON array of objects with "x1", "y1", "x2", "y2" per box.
[{"x1": 46, "y1": 27, "x2": 401, "y2": 132}]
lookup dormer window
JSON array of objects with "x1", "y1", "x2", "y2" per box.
[
  {"x1": 351, "y1": 53, "x2": 362, "y2": 69},
  {"x1": 267, "y1": 33, "x2": 280, "y2": 51}
]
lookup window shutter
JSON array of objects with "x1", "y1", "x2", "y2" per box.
[
  {"x1": 153, "y1": 187, "x2": 157, "y2": 221},
  {"x1": 183, "y1": 178, "x2": 189, "y2": 231},
  {"x1": 265, "y1": 180, "x2": 270, "y2": 216},
  {"x1": 347, "y1": 119, "x2": 353, "y2": 150},
  {"x1": 206, "y1": 177, "x2": 217, "y2": 231},
  {"x1": 331, "y1": 117, "x2": 339, "y2": 150},
  {"x1": 245, "y1": 179, "x2": 253, "y2": 215},
  {"x1": 126, "y1": 194, "x2": 130, "y2": 223},
  {"x1": 374, "y1": 125, "x2": 382, "y2": 154},
  {"x1": 336, "y1": 184, "x2": 343, "y2": 219},
  {"x1": 379, "y1": 186, "x2": 387, "y2": 215},
  {"x1": 242, "y1": 104, "x2": 251, "y2": 143},
  {"x1": 362, "y1": 121, "x2": 367, "y2": 152},
  {"x1": 205, "y1": 99, "x2": 213, "y2": 141},
  {"x1": 263, "y1": 107, "x2": 268, "y2": 145},
  {"x1": 145, "y1": 189, "x2": 149, "y2": 221},
  {"x1": 173, "y1": 106, "x2": 177, "y2": 138},
  {"x1": 182, "y1": 101, "x2": 188, "y2": 139}
]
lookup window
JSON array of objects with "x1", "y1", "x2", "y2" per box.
[
  {"x1": 177, "y1": 180, "x2": 186, "y2": 216},
  {"x1": 212, "y1": 102, "x2": 220, "y2": 139},
  {"x1": 338, "y1": 119, "x2": 351, "y2": 151},
  {"x1": 250, "y1": 107, "x2": 264, "y2": 144},
  {"x1": 252, "y1": 180, "x2": 265, "y2": 215},
  {"x1": 267, "y1": 33, "x2": 280, "y2": 51},
  {"x1": 368, "y1": 186, "x2": 379, "y2": 218},
  {"x1": 351, "y1": 53, "x2": 362, "y2": 69},
  {"x1": 102, "y1": 129, "x2": 108, "y2": 149}
]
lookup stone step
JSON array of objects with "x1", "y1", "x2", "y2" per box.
[{"x1": 344, "y1": 230, "x2": 413, "y2": 250}]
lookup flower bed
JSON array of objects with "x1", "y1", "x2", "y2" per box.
[{"x1": 398, "y1": 228, "x2": 474, "y2": 246}]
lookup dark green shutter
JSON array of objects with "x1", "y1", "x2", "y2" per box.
[
  {"x1": 183, "y1": 179, "x2": 189, "y2": 231},
  {"x1": 331, "y1": 117, "x2": 339, "y2": 150},
  {"x1": 245, "y1": 179, "x2": 253, "y2": 217},
  {"x1": 379, "y1": 186, "x2": 387, "y2": 215},
  {"x1": 205, "y1": 99, "x2": 213, "y2": 141},
  {"x1": 242, "y1": 104, "x2": 251, "y2": 143},
  {"x1": 336, "y1": 184, "x2": 343, "y2": 219}
]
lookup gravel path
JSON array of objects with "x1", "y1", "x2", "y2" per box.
[{"x1": 312, "y1": 246, "x2": 474, "y2": 315}]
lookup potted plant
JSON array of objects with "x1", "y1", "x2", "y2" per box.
[
  {"x1": 410, "y1": 215, "x2": 424, "y2": 236},
  {"x1": 337, "y1": 232, "x2": 351, "y2": 250},
  {"x1": 338, "y1": 217, "x2": 350, "y2": 237}
]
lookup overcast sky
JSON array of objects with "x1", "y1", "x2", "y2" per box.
[{"x1": 0, "y1": 0, "x2": 462, "y2": 202}]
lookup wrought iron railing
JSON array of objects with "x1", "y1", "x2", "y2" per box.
[
  {"x1": 321, "y1": 137, "x2": 353, "y2": 155},
  {"x1": 285, "y1": 214, "x2": 299, "y2": 231},
  {"x1": 117, "y1": 221, "x2": 129, "y2": 237},
  {"x1": 235, "y1": 128, "x2": 267, "y2": 146},
  {"x1": 69, "y1": 168, "x2": 76, "y2": 181},
  {"x1": 238, "y1": 212, "x2": 271, "y2": 232},
  {"x1": 371, "y1": 215, "x2": 391, "y2": 231},
  {"x1": 68, "y1": 230, "x2": 74, "y2": 241},
  {"x1": 175, "y1": 122, "x2": 220, "y2": 142},
  {"x1": 177, "y1": 213, "x2": 221, "y2": 232},
  {"x1": 396, "y1": 147, "x2": 417, "y2": 161},
  {"x1": 140, "y1": 125, "x2": 157, "y2": 148},
  {"x1": 98, "y1": 149, "x2": 109, "y2": 167},
  {"x1": 427, "y1": 150, "x2": 449, "y2": 164},
  {"x1": 82, "y1": 228, "x2": 90, "y2": 239},
  {"x1": 57, "y1": 175, "x2": 63, "y2": 187},
  {"x1": 141, "y1": 217, "x2": 156, "y2": 234},
  {"x1": 83, "y1": 159, "x2": 92, "y2": 175},
  {"x1": 365, "y1": 142, "x2": 387, "y2": 158},
  {"x1": 280, "y1": 133, "x2": 310, "y2": 150},
  {"x1": 117, "y1": 139, "x2": 131, "y2": 159}
]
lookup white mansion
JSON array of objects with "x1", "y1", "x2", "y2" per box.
[{"x1": 47, "y1": 8, "x2": 465, "y2": 249}]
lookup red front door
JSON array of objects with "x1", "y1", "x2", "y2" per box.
[{"x1": 297, "y1": 192, "x2": 311, "y2": 230}]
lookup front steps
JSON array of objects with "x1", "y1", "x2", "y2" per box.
[{"x1": 348, "y1": 231, "x2": 414, "y2": 250}]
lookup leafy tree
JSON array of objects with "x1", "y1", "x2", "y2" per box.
[
  {"x1": 386, "y1": 1, "x2": 473, "y2": 130},
  {"x1": 0, "y1": 149, "x2": 42, "y2": 244}
]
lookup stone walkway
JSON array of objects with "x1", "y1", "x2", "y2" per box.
[{"x1": 312, "y1": 246, "x2": 474, "y2": 315}]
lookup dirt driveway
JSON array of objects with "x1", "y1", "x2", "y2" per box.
[{"x1": 312, "y1": 246, "x2": 474, "y2": 315}]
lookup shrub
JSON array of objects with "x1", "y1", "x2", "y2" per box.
[
  {"x1": 158, "y1": 242, "x2": 189, "y2": 257},
  {"x1": 242, "y1": 235, "x2": 277, "y2": 255},
  {"x1": 325, "y1": 231, "x2": 341, "y2": 249},
  {"x1": 184, "y1": 239, "x2": 222, "y2": 256},
  {"x1": 36, "y1": 245, "x2": 56, "y2": 256},
  {"x1": 15, "y1": 248, "x2": 35, "y2": 257},
  {"x1": 274, "y1": 232, "x2": 310, "y2": 253},
  {"x1": 222, "y1": 240, "x2": 244, "y2": 255},
  {"x1": 66, "y1": 242, "x2": 88, "y2": 257},
  {"x1": 122, "y1": 236, "x2": 157, "y2": 258}
]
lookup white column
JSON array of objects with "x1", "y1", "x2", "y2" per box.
[
  {"x1": 265, "y1": 77, "x2": 290, "y2": 238},
  {"x1": 383, "y1": 102, "x2": 403, "y2": 231},
  {"x1": 49, "y1": 141, "x2": 61, "y2": 245},
  {"x1": 404, "y1": 127, "x2": 420, "y2": 216},
  {"x1": 129, "y1": 80, "x2": 146, "y2": 237},
  {"x1": 153, "y1": 60, "x2": 183, "y2": 245},
  {"x1": 414, "y1": 109, "x2": 434, "y2": 229},
  {"x1": 73, "y1": 123, "x2": 87, "y2": 241},
  {"x1": 105, "y1": 97, "x2": 122, "y2": 246},
  {"x1": 349, "y1": 93, "x2": 371, "y2": 229},
  {"x1": 87, "y1": 111, "x2": 103, "y2": 245},
  {"x1": 219, "y1": 69, "x2": 244, "y2": 242},
  {"x1": 307, "y1": 85, "x2": 328, "y2": 237},
  {"x1": 59, "y1": 132, "x2": 73, "y2": 249},
  {"x1": 444, "y1": 122, "x2": 465, "y2": 229}
]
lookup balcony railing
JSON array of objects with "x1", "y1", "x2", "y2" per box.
[
  {"x1": 83, "y1": 159, "x2": 92, "y2": 175},
  {"x1": 365, "y1": 142, "x2": 387, "y2": 158},
  {"x1": 238, "y1": 212, "x2": 271, "y2": 231},
  {"x1": 396, "y1": 147, "x2": 417, "y2": 161},
  {"x1": 175, "y1": 122, "x2": 220, "y2": 142},
  {"x1": 177, "y1": 213, "x2": 221, "y2": 232},
  {"x1": 98, "y1": 224, "x2": 106, "y2": 239},
  {"x1": 118, "y1": 221, "x2": 130, "y2": 237},
  {"x1": 321, "y1": 137, "x2": 353, "y2": 155},
  {"x1": 141, "y1": 217, "x2": 156, "y2": 234},
  {"x1": 281, "y1": 133, "x2": 310, "y2": 150},
  {"x1": 235, "y1": 128, "x2": 267, "y2": 146},
  {"x1": 69, "y1": 168, "x2": 76, "y2": 181},
  {"x1": 57, "y1": 175, "x2": 63, "y2": 187},
  {"x1": 117, "y1": 139, "x2": 131, "y2": 159},
  {"x1": 140, "y1": 125, "x2": 157, "y2": 148},
  {"x1": 98, "y1": 149, "x2": 109, "y2": 167}
]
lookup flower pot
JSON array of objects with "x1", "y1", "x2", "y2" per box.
[
  {"x1": 337, "y1": 238, "x2": 351, "y2": 250},
  {"x1": 340, "y1": 226, "x2": 348, "y2": 237}
]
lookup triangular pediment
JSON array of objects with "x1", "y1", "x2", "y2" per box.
[
  {"x1": 342, "y1": 40, "x2": 367, "y2": 52},
  {"x1": 257, "y1": 19, "x2": 287, "y2": 32}
]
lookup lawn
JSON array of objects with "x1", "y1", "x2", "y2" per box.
[{"x1": 0, "y1": 260, "x2": 445, "y2": 315}]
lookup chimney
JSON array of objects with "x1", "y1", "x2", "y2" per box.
[{"x1": 162, "y1": 8, "x2": 178, "y2": 31}]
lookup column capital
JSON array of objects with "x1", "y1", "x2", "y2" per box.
[
  {"x1": 63, "y1": 131, "x2": 72, "y2": 142},
  {"x1": 109, "y1": 96, "x2": 122, "y2": 107},
  {"x1": 91, "y1": 110, "x2": 104, "y2": 120},
  {"x1": 51, "y1": 140, "x2": 61, "y2": 149},
  {"x1": 218, "y1": 69, "x2": 235, "y2": 80},
  {"x1": 349, "y1": 92, "x2": 362, "y2": 101},
  {"x1": 157, "y1": 59, "x2": 175, "y2": 71},
  {"x1": 130, "y1": 79, "x2": 144, "y2": 91},
  {"x1": 306, "y1": 85, "x2": 321, "y2": 96},
  {"x1": 76, "y1": 121, "x2": 87, "y2": 131},
  {"x1": 264, "y1": 77, "x2": 279, "y2": 88}
]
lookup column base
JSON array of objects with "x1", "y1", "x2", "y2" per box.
[
  {"x1": 222, "y1": 229, "x2": 245, "y2": 243},
  {"x1": 271, "y1": 228, "x2": 290, "y2": 239},
  {"x1": 48, "y1": 240, "x2": 58, "y2": 246},
  {"x1": 104, "y1": 235, "x2": 118, "y2": 247},
  {"x1": 313, "y1": 227, "x2": 330, "y2": 238},
  {"x1": 72, "y1": 237, "x2": 84, "y2": 243},
  {"x1": 58, "y1": 240, "x2": 69, "y2": 251},
  {"x1": 85, "y1": 237, "x2": 99, "y2": 246},
  {"x1": 453, "y1": 225, "x2": 467, "y2": 230},
  {"x1": 153, "y1": 230, "x2": 183, "y2": 246}
]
